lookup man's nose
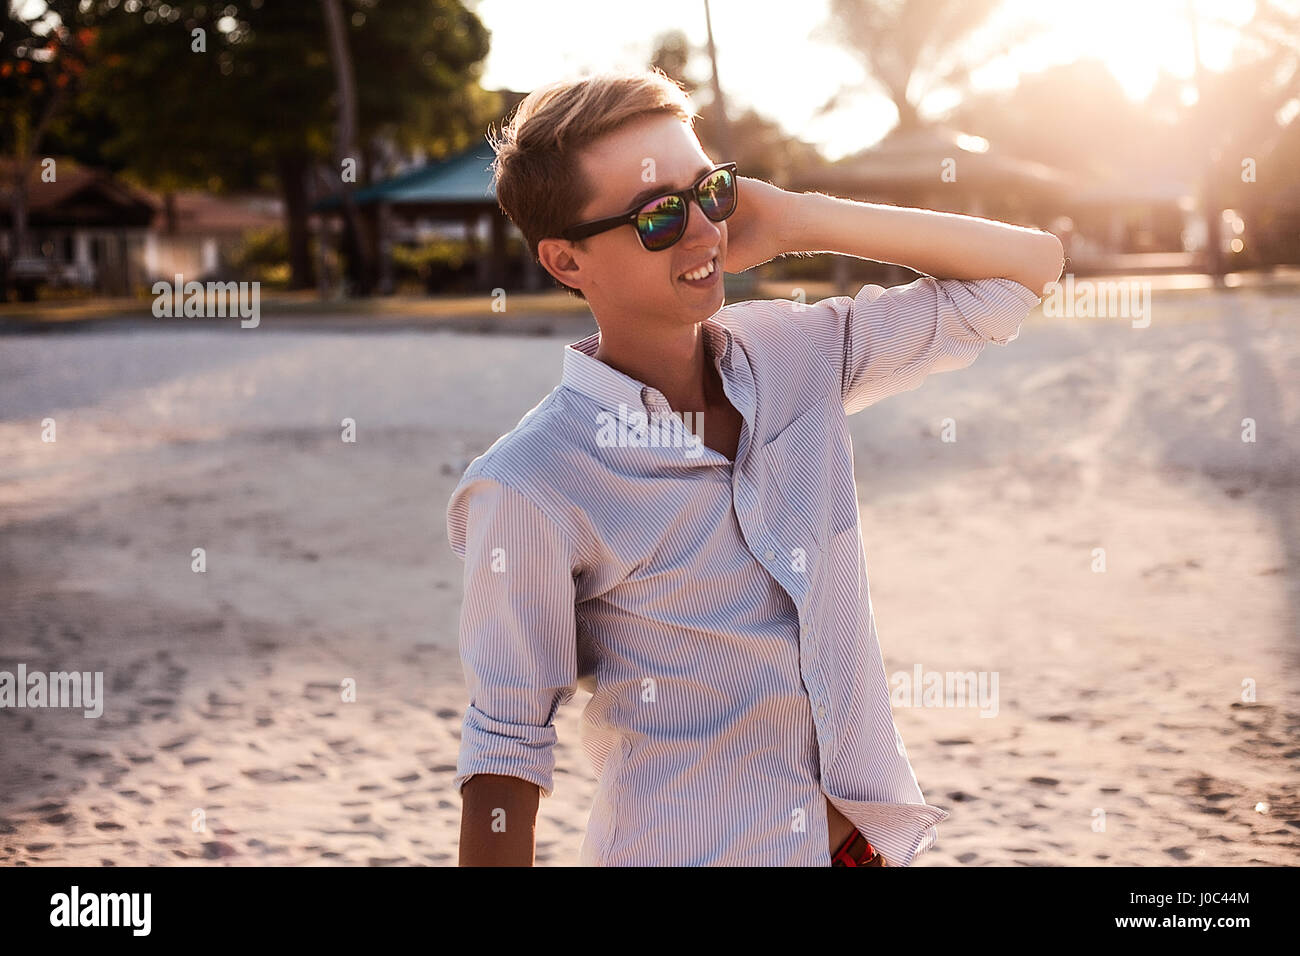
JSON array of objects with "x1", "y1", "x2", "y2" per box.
[{"x1": 683, "y1": 197, "x2": 723, "y2": 245}]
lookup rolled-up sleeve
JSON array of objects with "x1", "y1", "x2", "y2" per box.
[
  {"x1": 446, "y1": 475, "x2": 579, "y2": 799},
  {"x1": 794, "y1": 276, "x2": 1042, "y2": 415}
]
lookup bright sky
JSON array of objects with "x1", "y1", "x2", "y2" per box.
[{"x1": 475, "y1": 0, "x2": 1263, "y2": 159}]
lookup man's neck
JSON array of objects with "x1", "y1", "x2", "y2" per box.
[{"x1": 593, "y1": 321, "x2": 719, "y2": 413}]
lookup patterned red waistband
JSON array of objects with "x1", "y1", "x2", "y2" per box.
[{"x1": 831, "y1": 829, "x2": 885, "y2": 866}]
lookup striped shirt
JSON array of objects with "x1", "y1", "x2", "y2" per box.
[{"x1": 446, "y1": 275, "x2": 1042, "y2": 866}]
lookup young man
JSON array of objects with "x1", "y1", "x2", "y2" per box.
[{"x1": 447, "y1": 69, "x2": 1064, "y2": 866}]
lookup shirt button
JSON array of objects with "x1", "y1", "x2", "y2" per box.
[
  {"x1": 817, "y1": 704, "x2": 827, "y2": 719},
  {"x1": 764, "y1": 548, "x2": 776, "y2": 561}
]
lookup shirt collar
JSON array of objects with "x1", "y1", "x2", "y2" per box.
[{"x1": 562, "y1": 317, "x2": 735, "y2": 416}]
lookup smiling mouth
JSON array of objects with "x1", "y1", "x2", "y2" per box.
[{"x1": 678, "y1": 256, "x2": 718, "y2": 283}]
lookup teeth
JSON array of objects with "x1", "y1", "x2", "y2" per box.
[{"x1": 681, "y1": 257, "x2": 716, "y2": 281}]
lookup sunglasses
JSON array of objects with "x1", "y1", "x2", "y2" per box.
[{"x1": 560, "y1": 162, "x2": 738, "y2": 252}]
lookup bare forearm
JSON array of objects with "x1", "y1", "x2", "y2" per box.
[
  {"x1": 458, "y1": 773, "x2": 540, "y2": 866},
  {"x1": 782, "y1": 192, "x2": 1064, "y2": 296}
]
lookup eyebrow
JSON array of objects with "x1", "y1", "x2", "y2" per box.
[{"x1": 620, "y1": 163, "x2": 715, "y2": 213}]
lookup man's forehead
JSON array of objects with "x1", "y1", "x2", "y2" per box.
[
  {"x1": 578, "y1": 121, "x2": 711, "y2": 216},
  {"x1": 580, "y1": 151, "x2": 712, "y2": 217}
]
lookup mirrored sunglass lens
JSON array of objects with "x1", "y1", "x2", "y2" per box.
[
  {"x1": 637, "y1": 195, "x2": 686, "y2": 249},
  {"x1": 698, "y1": 169, "x2": 735, "y2": 219}
]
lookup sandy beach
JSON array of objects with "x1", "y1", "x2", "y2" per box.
[{"x1": 1, "y1": 284, "x2": 1297, "y2": 866}]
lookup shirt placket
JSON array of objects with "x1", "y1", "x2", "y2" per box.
[{"x1": 721, "y1": 344, "x2": 837, "y2": 766}]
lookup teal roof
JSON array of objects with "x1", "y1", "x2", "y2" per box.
[{"x1": 313, "y1": 141, "x2": 496, "y2": 210}]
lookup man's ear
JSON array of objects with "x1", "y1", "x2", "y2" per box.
[{"x1": 537, "y1": 237, "x2": 584, "y2": 294}]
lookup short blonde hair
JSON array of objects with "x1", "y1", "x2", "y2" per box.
[{"x1": 488, "y1": 68, "x2": 697, "y2": 298}]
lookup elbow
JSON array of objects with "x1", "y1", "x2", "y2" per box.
[{"x1": 1021, "y1": 232, "x2": 1064, "y2": 297}]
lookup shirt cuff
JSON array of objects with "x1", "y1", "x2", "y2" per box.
[
  {"x1": 453, "y1": 702, "x2": 558, "y2": 799},
  {"x1": 963, "y1": 276, "x2": 1042, "y2": 345}
]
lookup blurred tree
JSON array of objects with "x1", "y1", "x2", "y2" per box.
[
  {"x1": 0, "y1": 0, "x2": 96, "y2": 269},
  {"x1": 650, "y1": 29, "x2": 696, "y2": 92},
  {"x1": 1193, "y1": 0, "x2": 1300, "y2": 273},
  {"x1": 1240, "y1": 111, "x2": 1300, "y2": 264},
  {"x1": 950, "y1": 59, "x2": 1167, "y2": 181},
  {"x1": 697, "y1": 105, "x2": 829, "y2": 184},
  {"x1": 950, "y1": 2, "x2": 1300, "y2": 271},
  {"x1": 320, "y1": 0, "x2": 373, "y2": 293},
  {"x1": 818, "y1": 0, "x2": 1023, "y2": 132},
  {"x1": 649, "y1": 30, "x2": 827, "y2": 185},
  {"x1": 80, "y1": 0, "x2": 493, "y2": 290}
]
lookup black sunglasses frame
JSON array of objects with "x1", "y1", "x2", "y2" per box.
[{"x1": 559, "y1": 162, "x2": 739, "y2": 251}]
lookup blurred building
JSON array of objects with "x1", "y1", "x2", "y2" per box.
[
  {"x1": 788, "y1": 124, "x2": 1069, "y2": 222},
  {"x1": 0, "y1": 158, "x2": 281, "y2": 300},
  {"x1": 784, "y1": 124, "x2": 1213, "y2": 277},
  {"x1": 0, "y1": 158, "x2": 153, "y2": 298},
  {"x1": 782, "y1": 125, "x2": 1066, "y2": 283},
  {"x1": 139, "y1": 189, "x2": 283, "y2": 284},
  {"x1": 312, "y1": 138, "x2": 541, "y2": 294},
  {"x1": 1061, "y1": 174, "x2": 1199, "y2": 273}
]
